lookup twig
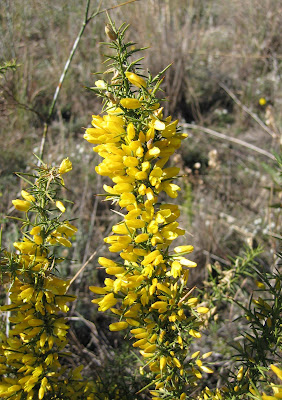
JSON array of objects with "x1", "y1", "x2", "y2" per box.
[
  {"x1": 38, "y1": 0, "x2": 140, "y2": 164},
  {"x1": 178, "y1": 286, "x2": 196, "y2": 304},
  {"x1": 5, "y1": 290, "x2": 11, "y2": 337},
  {"x1": 38, "y1": 0, "x2": 93, "y2": 164},
  {"x1": 202, "y1": 250, "x2": 231, "y2": 266},
  {"x1": 69, "y1": 312, "x2": 113, "y2": 359},
  {"x1": 82, "y1": 174, "x2": 101, "y2": 264},
  {"x1": 0, "y1": 85, "x2": 44, "y2": 119},
  {"x1": 94, "y1": 0, "x2": 141, "y2": 16},
  {"x1": 69, "y1": 249, "x2": 97, "y2": 286},
  {"x1": 266, "y1": 231, "x2": 282, "y2": 241},
  {"x1": 68, "y1": 328, "x2": 103, "y2": 366},
  {"x1": 183, "y1": 50, "x2": 282, "y2": 60},
  {"x1": 69, "y1": 211, "x2": 114, "y2": 287},
  {"x1": 183, "y1": 123, "x2": 276, "y2": 161},
  {"x1": 219, "y1": 81, "x2": 277, "y2": 139}
]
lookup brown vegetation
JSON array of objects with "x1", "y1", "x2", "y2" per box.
[{"x1": 0, "y1": 0, "x2": 281, "y2": 396}]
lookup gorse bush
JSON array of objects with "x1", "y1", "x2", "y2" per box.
[
  {"x1": 0, "y1": 159, "x2": 95, "y2": 399},
  {"x1": 84, "y1": 19, "x2": 213, "y2": 400},
  {"x1": 200, "y1": 246, "x2": 282, "y2": 399},
  {"x1": 0, "y1": 16, "x2": 281, "y2": 400}
]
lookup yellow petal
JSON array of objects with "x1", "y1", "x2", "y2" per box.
[
  {"x1": 95, "y1": 80, "x2": 106, "y2": 89},
  {"x1": 197, "y1": 307, "x2": 209, "y2": 314},
  {"x1": 120, "y1": 98, "x2": 142, "y2": 109},
  {"x1": 21, "y1": 190, "x2": 35, "y2": 202},
  {"x1": 58, "y1": 158, "x2": 72, "y2": 174},
  {"x1": 271, "y1": 364, "x2": 282, "y2": 381},
  {"x1": 12, "y1": 199, "x2": 31, "y2": 212},
  {"x1": 152, "y1": 119, "x2": 166, "y2": 130},
  {"x1": 174, "y1": 245, "x2": 194, "y2": 254},
  {"x1": 56, "y1": 201, "x2": 66, "y2": 213},
  {"x1": 125, "y1": 71, "x2": 147, "y2": 88},
  {"x1": 109, "y1": 321, "x2": 128, "y2": 331}
]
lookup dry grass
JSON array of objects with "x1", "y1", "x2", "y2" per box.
[{"x1": 0, "y1": 0, "x2": 281, "y2": 394}]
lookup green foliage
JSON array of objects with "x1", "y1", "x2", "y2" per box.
[{"x1": 0, "y1": 60, "x2": 19, "y2": 76}]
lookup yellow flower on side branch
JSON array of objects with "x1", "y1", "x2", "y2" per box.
[{"x1": 0, "y1": 159, "x2": 94, "y2": 399}]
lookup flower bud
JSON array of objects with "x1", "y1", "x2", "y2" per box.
[
  {"x1": 109, "y1": 321, "x2": 128, "y2": 331},
  {"x1": 120, "y1": 98, "x2": 141, "y2": 109},
  {"x1": 12, "y1": 199, "x2": 31, "y2": 212},
  {"x1": 105, "y1": 24, "x2": 117, "y2": 40},
  {"x1": 56, "y1": 201, "x2": 66, "y2": 213},
  {"x1": 58, "y1": 158, "x2": 72, "y2": 175},
  {"x1": 125, "y1": 71, "x2": 147, "y2": 88},
  {"x1": 21, "y1": 190, "x2": 35, "y2": 202}
]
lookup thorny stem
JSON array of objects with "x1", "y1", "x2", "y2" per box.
[
  {"x1": 38, "y1": 0, "x2": 95, "y2": 165},
  {"x1": 38, "y1": 0, "x2": 140, "y2": 165}
]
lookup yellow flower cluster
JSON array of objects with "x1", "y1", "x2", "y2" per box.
[
  {"x1": 262, "y1": 365, "x2": 282, "y2": 400},
  {"x1": 0, "y1": 160, "x2": 94, "y2": 400},
  {"x1": 197, "y1": 387, "x2": 225, "y2": 400},
  {"x1": 85, "y1": 65, "x2": 212, "y2": 397}
]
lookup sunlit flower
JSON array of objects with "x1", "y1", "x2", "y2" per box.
[
  {"x1": 120, "y1": 98, "x2": 142, "y2": 109},
  {"x1": 125, "y1": 71, "x2": 147, "y2": 88},
  {"x1": 58, "y1": 157, "x2": 72, "y2": 174},
  {"x1": 12, "y1": 199, "x2": 32, "y2": 212},
  {"x1": 56, "y1": 200, "x2": 66, "y2": 213}
]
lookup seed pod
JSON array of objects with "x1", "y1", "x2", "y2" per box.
[{"x1": 105, "y1": 24, "x2": 117, "y2": 40}]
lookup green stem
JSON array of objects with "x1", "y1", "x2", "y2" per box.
[
  {"x1": 38, "y1": 0, "x2": 93, "y2": 165},
  {"x1": 38, "y1": 0, "x2": 140, "y2": 165},
  {"x1": 38, "y1": 0, "x2": 94, "y2": 166}
]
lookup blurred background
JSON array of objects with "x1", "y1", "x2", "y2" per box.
[{"x1": 0, "y1": 0, "x2": 281, "y2": 397}]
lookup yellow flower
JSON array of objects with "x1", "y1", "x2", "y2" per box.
[
  {"x1": 21, "y1": 190, "x2": 35, "y2": 202},
  {"x1": 199, "y1": 365, "x2": 214, "y2": 374},
  {"x1": 173, "y1": 245, "x2": 194, "y2": 254},
  {"x1": 13, "y1": 240, "x2": 37, "y2": 254},
  {"x1": 160, "y1": 356, "x2": 167, "y2": 371},
  {"x1": 135, "y1": 233, "x2": 149, "y2": 243},
  {"x1": 170, "y1": 261, "x2": 182, "y2": 278},
  {"x1": 12, "y1": 199, "x2": 32, "y2": 212},
  {"x1": 271, "y1": 364, "x2": 282, "y2": 381},
  {"x1": 95, "y1": 80, "x2": 106, "y2": 89},
  {"x1": 58, "y1": 157, "x2": 72, "y2": 174},
  {"x1": 151, "y1": 118, "x2": 166, "y2": 131},
  {"x1": 57, "y1": 221, "x2": 77, "y2": 237},
  {"x1": 259, "y1": 97, "x2": 267, "y2": 106},
  {"x1": 30, "y1": 226, "x2": 41, "y2": 235},
  {"x1": 109, "y1": 321, "x2": 129, "y2": 331},
  {"x1": 197, "y1": 307, "x2": 209, "y2": 314},
  {"x1": 56, "y1": 200, "x2": 66, "y2": 213},
  {"x1": 187, "y1": 297, "x2": 199, "y2": 307},
  {"x1": 235, "y1": 366, "x2": 244, "y2": 382},
  {"x1": 125, "y1": 71, "x2": 147, "y2": 88},
  {"x1": 189, "y1": 329, "x2": 202, "y2": 338},
  {"x1": 83, "y1": 23, "x2": 212, "y2": 398},
  {"x1": 105, "y1": 266, "x2": 126, "y2": 275},
  {"x1": 120, "y1": 98, "x2": 142, "y2": 109},
  {"x1": 89, "y1": 286, "x2": 108, "y2": 294},
  {"x1": 98, "y1": 293, "x2": 118, "y2": 311},
  {"x1": 173, "y1": 357, "x2": 181, "y2": 368}
]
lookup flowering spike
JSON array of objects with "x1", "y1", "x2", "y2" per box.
[
  {"x1": 0, "y1": 160, "x2": 93, "y2": 399},
  {"x1": 85, "y1": 21, "x2": 210, "y2": 398}
]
